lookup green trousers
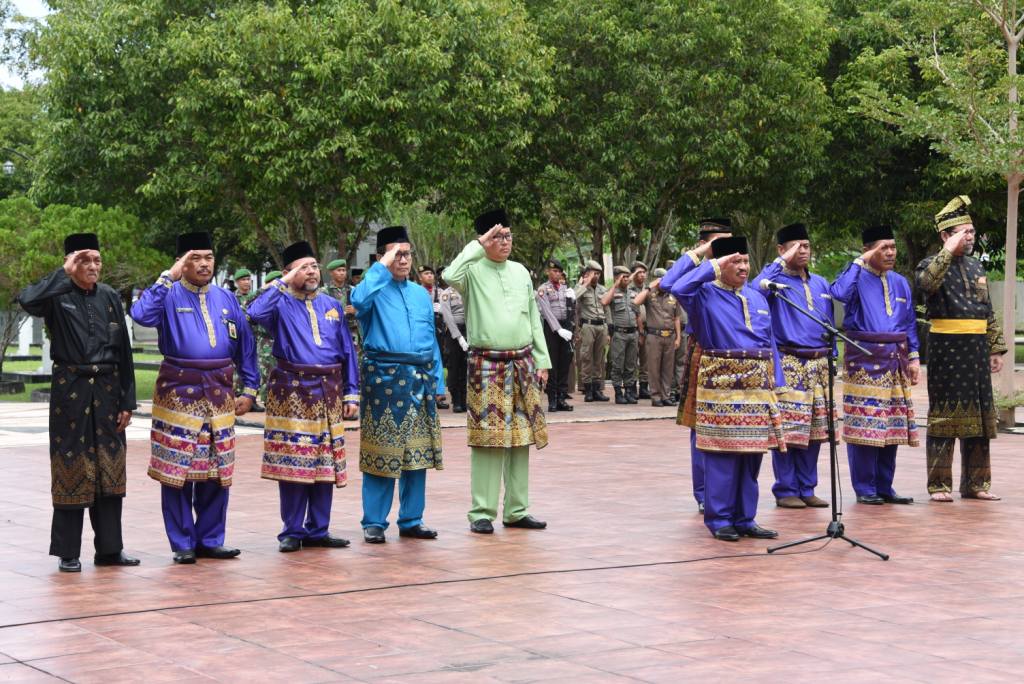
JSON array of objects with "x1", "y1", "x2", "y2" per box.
[{"x1": 468, "y1": 446, "x2": 531, "y2": 523}]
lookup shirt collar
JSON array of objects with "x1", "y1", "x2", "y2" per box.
[
  {"x1": 781, "y1": 265, "x2": 808, "y2": 279},
  {"x1": 861, "y1": 262, "x2": 884, "y2": 277},
  {"x1": 287, "y1": 288, "x2": 318, "y2": 301},
  {"x1": 712, "y1": 279, "x2": 743, "y2": 294},
  {"x1": 181, "y1": 279, "x2": 210, "y2": 294}
]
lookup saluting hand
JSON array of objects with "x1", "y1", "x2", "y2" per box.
[
  {"x1": 169, "y1": 251, "x2": 192, "y2": 281},
  {"x1": 944, "y1": 228, "x2": 970, "y2": 256},
  {"x1": 63, "y1": 250, "x2": 83, "y2": 276},
  {"x1": 781, "y1": 241, "x2": 802, "y2": 265},
  {"x1": 477, "y1": 223, "x2": 503, "y2": 250},
  {"x1": 379, "y1": 242, "x2": 402, "y2": 268},
  {"x1": 715, "y1": 252, "x2": 744, "y2": 269}
]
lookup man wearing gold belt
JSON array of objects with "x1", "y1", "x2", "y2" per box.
[{"x1": 915, "y1": 196, "x2": 1008, "y2": 502}]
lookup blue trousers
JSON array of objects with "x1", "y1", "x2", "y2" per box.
[
  {"x1": 703, "y1": 451, "x2": 763, "y2": 533},
  {"x1": 690, "y1": 429, "x2": 706, "y2": 505},
  {"x1": 771, "y1": 442, "x2": 822, "y2": 498},
  {"x1": 361, "y1": 469, "x2": 427, "y2": 530},
  {"x1": 846, "y1": 443, "x2": 897, "y2": 497},
  {"x1": 278, "y1": 481, "x2": 334, "y2": 541},
  {"x1": 160, "y1": 481, "x2": 229, "y2": 552}
]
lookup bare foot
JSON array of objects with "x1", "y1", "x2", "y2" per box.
[
  {"x1": 968, "y1": 490, "x2": 1001, "y2": 501},
  {"x1": 930, "y1": 492, "x2": 953, "y2": 502}
]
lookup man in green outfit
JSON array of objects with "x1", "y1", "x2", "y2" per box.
[
  {"x1": 233, "y1": 268, "x2": 254, "y2": 306},
  {"x1": 322, "y1": 257, "x2": 361, "y2": 354},
  {"x1": 444, "y1": 208, "x2": 552, "y2": 534}
]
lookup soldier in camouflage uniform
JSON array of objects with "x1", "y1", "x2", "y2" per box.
[
  {"x1": 322, "y1": 258, "x2": 362, "y2": 355},
  {"x1": 251, "y1": 270, "x2": 282, "y2": 408},
  {"x1": 601, "y1": 265, "x2": 640, "y2": 404},
  {"x1": 232, "y1": 268, "x2": 262, "y2": 409}
]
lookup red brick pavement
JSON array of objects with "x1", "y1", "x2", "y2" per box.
[{"x1": 1, "y1": 415, "x2": 1022, "y2": 682}]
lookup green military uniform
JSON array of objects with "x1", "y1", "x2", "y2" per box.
[
  {"x1": 627, "y1": 260, "x2": 650, "y2": 399},
  {"x1": 608, "y1": 265, "x2": 639, "y2": 404},
  {"x1": 573, "y1": 260, "x2": 610, "y2": 402},
  {"x1": 232, "y1": 268, "x2": 258, "y2": 400},
  {"x1": 322, "y1": 258, "x2": 362, "y2": 355},
  {"x1": 638, "y1": 268, "x2": 680, "y2": 406}
]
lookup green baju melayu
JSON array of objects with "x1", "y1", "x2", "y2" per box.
[{"x1": 444, "y1": 240, "x2": 551, "y2": 523}]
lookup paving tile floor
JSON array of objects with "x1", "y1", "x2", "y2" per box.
[{"x1": 1, "y1": 409, "x2": 1023, "y2": 682}]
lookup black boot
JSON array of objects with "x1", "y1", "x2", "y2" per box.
[
  {"x1": 556, "y1": 397, "x2": 574, "y2": 411},
  {"x1": 548, "y1": 397, "x2": 559, "y2": 412},
  {"x1": 584, "y1": 382, "x2": 595, "y2": 402},
  {"x1": 638, "y1": 381, "x2": 651, "y2": 399},
  {"x1": 624, "y1": 383, "x2": 638, "y2": 404},
  {"x1": 614, "y1": 385, "x2": 627, "y2": 404},
  {"x1": 593, "y1": 381, "x2": 610, "y2": 402}
]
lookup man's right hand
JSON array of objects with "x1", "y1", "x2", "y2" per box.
[
  {"x1": 168, "y1": 251, "x2": 192, "y2": 281},
  {"x1": 378, "y1": 242, "x2": 402, "y2": 268},
  {"x1": 716, "y1": 252, "x2": 744, "y2": 269},
  {"x1": 458, "y1": 336, "x2": 469, "y2": 352},
  {"x1": 944, "y1": 229, "x2": 969, "y2": 256},
  {"x1": 781, "y1": 241, "x2": 801, "y2": 265},
  {"x1": 63, "y1": 251, "x2": 82, "y2": 275},
  {"x1": 477, "y1": 223, "x2": 503, "y2": 249}
]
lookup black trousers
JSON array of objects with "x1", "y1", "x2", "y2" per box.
[
  {"x1": 49, "y1": 496, "x2": 124, "y2": 559},
  {"x1": 446, "y1": 326, "x2": 468, "y2": 407},
  {"x1": 544, "y1": 324, "x2": 573, "y2": 400}
]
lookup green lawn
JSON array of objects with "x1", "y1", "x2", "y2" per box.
[{"x1": 2, "y1": 355, "x2": 161, "y2": 403}]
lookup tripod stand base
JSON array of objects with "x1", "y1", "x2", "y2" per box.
[{"x1": 767, "y1": 520, "x2": 889, "y2": 560}]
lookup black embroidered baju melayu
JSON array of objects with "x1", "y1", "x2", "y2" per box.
[{"x1": 17, "y1": 267, "x2": 137, "y2": 558}]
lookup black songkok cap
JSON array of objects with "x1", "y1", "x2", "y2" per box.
[
  {"x1": 282, "y1": 240, "x2": 315, "y2": 268},
  {"x1": 776, "y1": 222, "x2": 809, "y2": 244},
  {"x1": 474, "y1": 208, "x2": 509, "y2": 235},
  {"x1": 351, "y1": 268, "x2": 364, "y2": 276},
  {"x1": 546, "y1": 258, "x2": 564, "y2": 271},
  {"x1": 376, "y1": 225, "x2": 410, "y2": 250},
  {"x1": 698, "y1": 217, "x2": 733, "y2": 238},
  {"x1": 711, "y1": 235, "x2": 749, "y2": 258},
  {"x1": 63, "y1": 233, "x2": 100, "y2": 255},
  {"x1": 418, "y1": 265, "x2": 434, "y2": 274},
  {"x1": 861, "y1": 224, "x2": 894, "y2": 245},
  {"x1": 176, "y1": 232, "x2": 213, "y2": 257}
]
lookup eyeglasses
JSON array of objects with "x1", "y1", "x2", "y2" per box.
[
  {"x1": 493, "y1": 232, "x2": 513, "y2": 243},
  {"x1": 395, "y1": 249, "x2": 415, "y2": 261}
]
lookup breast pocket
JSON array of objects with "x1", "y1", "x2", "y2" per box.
[{"x1": 974, "y1": 277, "x2": 990, "y2": 304}]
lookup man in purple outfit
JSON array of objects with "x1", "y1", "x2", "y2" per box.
[
  {"x1": 671, "y1": 235, "x2": 786, "y2": 542},
  {"x1": 829, "y1": 225, "x2": 920, "y2": 505},
  {"x1": 130, "y1": 232, "x2": 259, "y2": 564},
  {"x1": 751, "y1": 223, "x2": 833, "y2": 510},
  {"x1": 247, "y1": 241, "x2": 359, "y2": 552}
]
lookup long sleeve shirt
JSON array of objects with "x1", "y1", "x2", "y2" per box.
[
  {"x1": 671, "y1": 259, "x2": 785, "y2": 388},
  {"x1": 350, "y1": 262, "x2": 445, "y2": 393},
  {"x1": 536, "y1": 281, "x2": 571, "y2": 331},
  {"x1": 751, "y1": 258, "x2": 836, "y2": 350},
  {"x1": 662, "y1": 250, "x2": 702, "y2": 334},
  {"x1": 829, "y1": 259, "x2": 920, "y2": 358},
  {"x1": 130, "y1": 273, "x2": 260, "y2": 396},
  {"x1": 246, "y1": 282, "x2": 360, "y2": 402},
  {"x1": 440, "y1": 287, "x2": 466, "y2": 339},
  {"x1": 443, "y1": 240, "x2": 551, "y2": 369},
  {"x1": 915, "y1": 248, "x2": 1007, "y2": 355},
  {"x1": 17, "y1": 268, "x2": 137, "y2": 411}
]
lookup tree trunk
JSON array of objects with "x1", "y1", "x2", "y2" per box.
[
  {"x1": 591, "y1": 214, "x2": 605, "y2": 263},
  {"x1": 999, "y1": 33, "x2": 1020, "y2": 426}
]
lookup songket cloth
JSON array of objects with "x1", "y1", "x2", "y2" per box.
[
  {"x1": 149, "y1": 356, "x2": 237, "y2": 488},
  {"x1": 777, "y1": 346, "x2": 832, "y2": 449},
  {"x1": 841, "y1": 331, "x2": 920, "y2": 447},
  {"x1": 675, "y1": 337, "x2": 702, "y2": 428},
  {"x1": 926, "y1": 333, "x2": 996, "y2": 439},
  {"x1": 467, "y1": 345, "x2": 548, "y2": 450},
  {"x1": 694, "y1": 348, "x2": 785, "y2": 454},
  {"x1": 359, "y1": 350, "x2": 443, "y2": 479},
  {"x1": 261, "y1": 358, "x2": 347, "y2": 486},
  {"x1": 49, "y1": 363, "x2": 127, "y2": 508}
]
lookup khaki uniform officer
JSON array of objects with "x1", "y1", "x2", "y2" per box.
[
  {"x1": 633, "y1": 267, "x2": 681, "y2": 406},
  {"x1": 573, "y1": 260, "x2": 610, "y2": 402},
  {"x1": 602, "y1": 265, "x2": 640, "y2": 404}
]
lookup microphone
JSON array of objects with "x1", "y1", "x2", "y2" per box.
[{"x1": 759, "y1": 279, "x2": 791, "y2": 292}]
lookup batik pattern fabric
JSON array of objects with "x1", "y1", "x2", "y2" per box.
[
  {"x1": 359, "y1": 351, "x2": 443, "y2": 479},
  {"x1": 841, "y1": 331, "x2": 920, "y2": 447},
  {"x1": 694, "y1": 348, "x2": 786, "y2": 454},
  {"x1": 925, "y1": 333, "x2": 996, "y2": 439},
  {"x1": 777, "y1": 347, "x2": 832, "y2": 449},
  {"x1": 261, "y1": 358, "x2": 347, "y2": 486},
  {"x1": 48, "y1": 363, "x2": 128, "y2": 508},
  {"x1": 676, "y1": 336, "x2": 702, "y2": 428},
  {"x1": 149, "y1": 357, "x2": 237, "y2": 488},
  {"x1": 467, "y1": 345, "x2": 548, "y2": 449}
]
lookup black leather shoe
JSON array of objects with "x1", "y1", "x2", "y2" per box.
[
  {"x1": 592, "y1": 382, "x2": 610, "y2": 401},
  {"x1": 503, "y1": 514, "x2": 547, "y2": 529},
  {"x1": 856, "y1": 495, "x2": 885, "y2": 505},
  {"x1": 58, "y1": 557, "x2": 82, "y2": 573},
  {"x1": 303, "y1": 534, "x2": 351, "y2": 548},
  {"x1": 470, "y1": 519, "x2": 494, "y2": 534},
  {"x1": 173, "y1": 549, "x2": 196, "y2": 564},
  {"x1": 556, "y1": 399, "x2": 573, "y2": 412},
  {"x1": 278, "y1": 536, "x2": 301, "y2": 553},
  {"x1": 453, "y1": 404, "x2": 467, "y2": 413},
  {"x1": 363, "y1": 525, "x2": 386, "y2": 543},
  {"x1": 94, "y1": 551, "x2": 141, "y2": 566},
  {"x1": 437, "y1": 398, "x2": 451, "y2": 409},
  {"x1": 739, "y1": 525, "x2": 779, "y2": 539},
  {"x1": 651, "y1": 399, "x2": 664, "y2": 407},
  {"x1": 712, "y1": 526, "x2": 740, "y2": 542},
  {"x1": 548, "y1": 400, "x2": 559, "y2": 412},
  {"x1": 399, "y1": 524, "x2": 439, "y2": 539},
  {"x1": 249, "y1": 403, "x2": 265, "y2": 413},
  {"x1": 195, "y1": 545, "x2": 241, "y2": 559},
  {"x1": 880, "y1": 493, "x2": 914, "y2": 505},
  {"x1": 698, "y1": 501, "x2": 705, "y2": 514}
]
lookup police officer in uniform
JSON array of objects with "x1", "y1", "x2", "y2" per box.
[
  {"x1": 439, "y1": 272, "x2": 469, "y2": 413},
  {"x1": 419, "y1": 265, "x2": 449, "y2": 409},
  {"x1": 536, "y1": 258, "x2": 575, "y2": 412},
  {"x1": 602, "y1": 265, "x2": 640, "y2": 404},
  {"x1": 574, "y1": 260, "x2": 610, "y2": 402},
  {"x1": 627, "y1": 261, "x2": 651, "y2": 400}
]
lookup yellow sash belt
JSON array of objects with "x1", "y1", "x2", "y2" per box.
[{"x1": 930, "y1": 319, "x2": 986, "y2": 334}]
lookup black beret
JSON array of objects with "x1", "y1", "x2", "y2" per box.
[
  {"x1": 175, "y1": 232, "x2": 213, "y2": 257},
  {"x1": 711, "y1": 235, "x2": 749, "y2": 258},
  {"x1": 776, "y1": 222, "x2": 809, "y2": 244},
  {"x1": 376, "y1": 225, "x2": 410, "y2": 250},
  {"x1": 546, "y1": 258, "x2": 564, "y2": 271},
  {"x1": 474, "y1": 208, "x2": 509, "y2": 235},
  {"x1": 861, "y1": 225, "x2": 894, "y2": 244},
  {"x1": 282, "y1": 241, "x2": 315, "y2": 267},
  {"x1": 63, "y1": 233, "x2": 100, "y2": 255}
]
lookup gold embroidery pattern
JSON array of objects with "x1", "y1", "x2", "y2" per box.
[
  {"x1": 881, "y1": 273, "x2": 893, "y2": 317},
  {"x1": 305, "y1": 300, "x2": 322, "y2": 346},
  {"x1": 199, "y1": 292, "x2": 216, "y2": 347}
]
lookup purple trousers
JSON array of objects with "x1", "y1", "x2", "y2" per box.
[
  {"x1": 771, "y1": 442, "x2": 822, "y2": 498},
  {"x1": 690, "y1": 429, "x2": 705, "y2": 505},
  {"x1": 846, "y1": 443, "x2": 897, "y2": 497},
  {"x1": 160, "y1": 481, "x2": 228, "y2": 552},
  {"x1": 278, "y1": 481, "x2": 334, "y2": 541},
  {"x1": 703, "y1": 451, "x2": 763, "y2": 533}
]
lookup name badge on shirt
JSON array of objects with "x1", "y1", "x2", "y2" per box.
[
  {"x1": 226, "y1": 320, "x2": 238, "y2": 339},
  {"x1": 176, "y1": 307, "x2": 194, "y2": 313},
  {"x1": 895, "y1": 297, "x2": 907, "y2": 303},
  {"x1": 60, "y1": 302, "x2": 77, "y2": 311},
  {"x1": 757, "y1": 309, "x2": 770, "y2": 316}
]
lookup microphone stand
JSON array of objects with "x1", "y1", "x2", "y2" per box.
[{"x1": 763, "y1": 286, "x2": 889, "y2": 561}]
